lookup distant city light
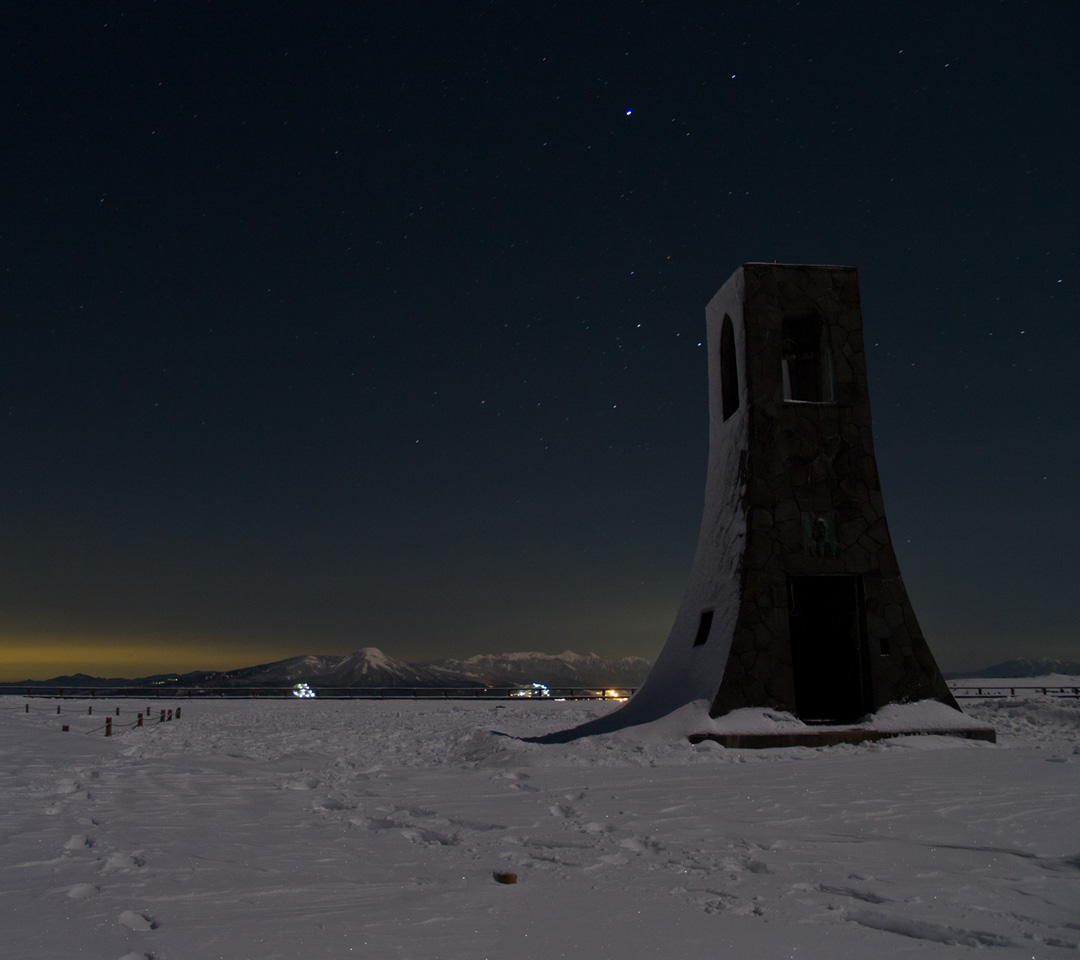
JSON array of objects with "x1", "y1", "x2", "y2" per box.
[{"x1": 292, "y1": 682, "x2": 316, "y2": 698}]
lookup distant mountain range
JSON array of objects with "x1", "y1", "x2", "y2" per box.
[
  {"x1": 7, "y1": 650, "x2": 1076, "y2": 691},
  {"x1": 424, "y1": 650, "x2": 651, "y2": 688},
  {"x1": 1, "y1": 648, "x2": 653, "y2": 690},
  {"x1": 946, "y1": 658, "x2": 1080, "y2": 680}
]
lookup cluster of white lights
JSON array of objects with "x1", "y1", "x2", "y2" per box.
[
  {"x1": 292, "y1": 682, "x2": 316, "y2": 699},
  {"x1": 511, "y1": 682, "x2": 550, "y2": 698}
]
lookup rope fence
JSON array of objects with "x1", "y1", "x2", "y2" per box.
[
  {"x1": 947, "y1": 685, "x2": 1080, "y2": 699},
  {"x1": 15, "y1": 699, "x2": 183, "y2": 735}
]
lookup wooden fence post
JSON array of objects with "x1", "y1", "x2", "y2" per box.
[
  {"x1": 105, "y1": 718, "x2": 112, "y2": 737},
  {"x1": 137, "y1": 713, "x2": 143, "y2": 727}
]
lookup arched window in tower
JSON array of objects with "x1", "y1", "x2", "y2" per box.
[
  {"x1": 720, "y1": 314, "x2": 739, "y2": 421},
  {"x1": 781, "y1": 313, "x2": 836, "y2": 403}
]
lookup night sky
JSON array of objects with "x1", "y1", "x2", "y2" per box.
[{"x1": 4, "y1": 1, "x2": 1078, "y2": 681}]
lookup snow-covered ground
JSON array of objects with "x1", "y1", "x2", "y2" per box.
[{"x1": 2, "y1": 684, "x2": 1078, "y2": 960}]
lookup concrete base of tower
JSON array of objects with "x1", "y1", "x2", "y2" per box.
[
  {"x1": 689, "y1": 697, "x2": 995, "y2": 748},
  {"x1": 690, "y1": 726, "x2": 996, "y2": 749},
  {"x1": 524, "y1": 697, "x2": 995, "y2": 747}
]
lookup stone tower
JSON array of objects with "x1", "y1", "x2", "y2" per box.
[{"x1": 533, "y1": 263, "x2": 975, "y2": 744}]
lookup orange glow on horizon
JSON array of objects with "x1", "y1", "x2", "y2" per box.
[{"x1": 0, "y1": 632, "x2": 299, "y2": 682}]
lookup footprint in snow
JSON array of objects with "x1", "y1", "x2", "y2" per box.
[
  {"x1": 619, "y1": 836, "x2": 661, "y2": 854},
  {"x1": 358, "y1": 816, "x2": 398, "y2": 832},
  {"x1": 509, "y1": 781, "x2": 539, "y2": 792},
  {"x1": 845, "y1": 911, "x2": 1017, "y2": 948},
  {"x1": 67, "y1": 883, "x2": 100, "y2": 899},
  {"x1": 674, "y1": 886, "x2": 763, "y2": 916},
  {"x1": 448, "y1": 817, "x2": 506, "y2": 832},
  {"x1": 496, "y1": 771, "x2": 539, "y2": 791},
  {"x1": 103, "y1": 851, "x2": 146, "y2": 872},
  {"x1": 399, "y1": 827, "x2": 459, "y2": 847},
  {"x1": 819, "y1": 883, "x2": 890, "y2": 904},
  {"x1": 64, "y1": 834, "x2": 93, "y2": 850},
  {"x1": 118, "y1": 910, "x2": 158, "y2": 932}
]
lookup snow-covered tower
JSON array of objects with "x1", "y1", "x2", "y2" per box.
[{"x1": 535, "y1": 263, "x2": 987, "y2": 745}]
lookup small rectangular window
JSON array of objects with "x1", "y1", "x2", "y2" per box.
[
  {"x1": 781, "y1": 314, "x2": 835, "y2": 403},
  {"x1": 693, "y1": 609, "x2": 714, "y2": 647},
  {"x1": 720, "y1": 315, "x2": 739, "y2": 421}
]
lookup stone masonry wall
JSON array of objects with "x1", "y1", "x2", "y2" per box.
[{"x1": 710, "y1": 264, "x2": 955, "y2": 718}]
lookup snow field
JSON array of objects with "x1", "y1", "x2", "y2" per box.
[{"x1": 1, "y1": 691, "x2": 1078, "y2": 959}]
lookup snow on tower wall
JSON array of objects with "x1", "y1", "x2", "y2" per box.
[{"x1": 599, "y1": 266, "x2": 752, "y2": 726}]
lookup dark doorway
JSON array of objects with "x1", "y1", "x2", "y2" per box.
[{"x1": 788, "y1": 576, "x2": 869, "y2": 722}]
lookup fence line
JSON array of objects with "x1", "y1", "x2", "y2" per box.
[
  {"x1": 3, "y1": 686, "x2": 637, "y2": 701},
  {"x1": 8, "y1": 684, "x2": 1075, "y2": 702},
  {"x1": 9, "y1": 700, "x2": 183, "y2": 736},
  {"x1": 948, "y1": 685, "x2": 1079, "y2": 699}
]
